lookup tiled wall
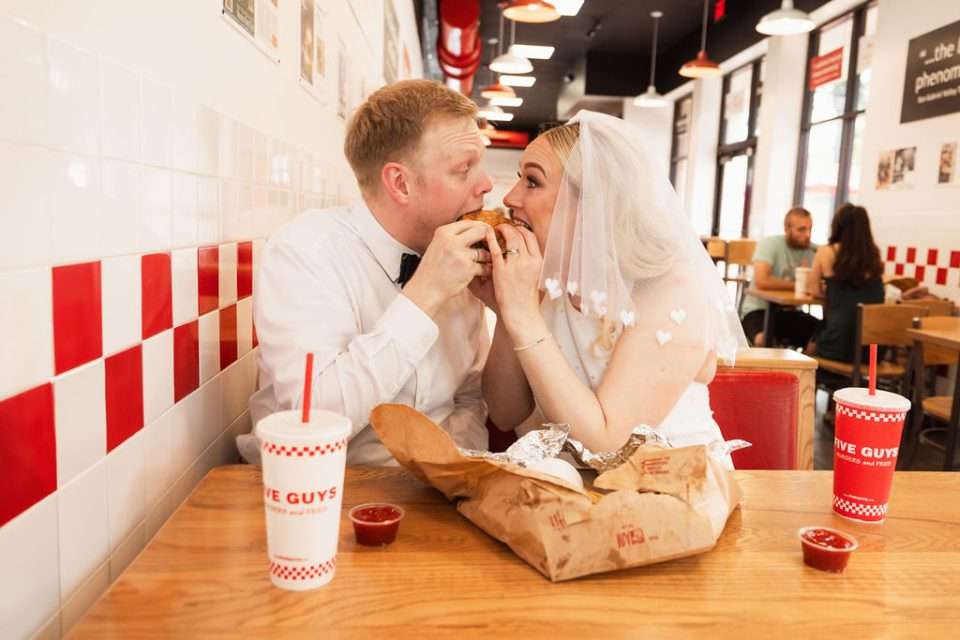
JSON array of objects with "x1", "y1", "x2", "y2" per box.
[
  {"x1": 0, "y1": 10, "x2": 362, "y2": 639},
  {"x1": 885, "y1": 245, "x2": 960, "y2": 299}
]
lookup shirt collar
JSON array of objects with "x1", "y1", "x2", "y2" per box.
[{"x1": 347, "y1": 201, "x2": 418, "y2": 282}]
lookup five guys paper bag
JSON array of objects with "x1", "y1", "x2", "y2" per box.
[{"x1": 370, "y1": 404, "x2": 742, "y2": 582}]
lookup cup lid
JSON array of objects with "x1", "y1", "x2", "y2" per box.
[
  {"x1": 255, "y1": 409, "x2": 351, "y2": 442},
  {"x1": 834, "y1": 387, "x2": 911, "y2": 412}
]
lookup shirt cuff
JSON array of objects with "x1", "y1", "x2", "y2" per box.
[{"x1": 377, "y1": 293, "x2": 439, "y2": 362}]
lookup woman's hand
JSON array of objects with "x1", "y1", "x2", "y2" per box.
[{"x1": 486, "y1": 224, "x2": 548, "y2": 345}]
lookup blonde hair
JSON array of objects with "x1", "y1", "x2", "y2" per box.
[
  {"x1": 540, "y1": 123, "x2": 619, "y2": 354},
  {"x1": 344, "y1": 79, "x2": 478, "y2": 193}
]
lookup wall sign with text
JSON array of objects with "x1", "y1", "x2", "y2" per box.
[{"x1": 901, "y1": 19, "x2": 960, "y2": 124}]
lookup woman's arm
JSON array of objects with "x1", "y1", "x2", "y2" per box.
[
  {"x1": 808, "y1": 245, "x2": 834, "y2": 297},
  {"x1": 481, "y1": 318, "x2": 535, "y2": 431}
]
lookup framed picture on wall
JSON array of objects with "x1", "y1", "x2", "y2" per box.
[
  {"x1": 300, "y1": 0, "x2": 314, "y2": 83},
  {"x1": 222, "y1": 0, "x2": 279, "y2": 63},
  {"x1": 337, "y1": 38, "x2": 349, "y2": 120},
  {"x1": 939, "y1": 142, "x2": 957, "y2": 185}
]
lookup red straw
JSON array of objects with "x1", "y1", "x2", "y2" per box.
[
  {"x1": 868, "y1": 343, "x2": 877, "y2": 396},
  {"x1": 301, "y1": 352, "x2": 314, "y2": 424}
]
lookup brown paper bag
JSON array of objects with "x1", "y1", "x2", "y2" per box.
[{"x1": 369, "y1": 404, "x2": 742, "y2": 581}]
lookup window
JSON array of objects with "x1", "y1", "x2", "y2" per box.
[
  {"x1": 712, "y1": 57, "x2": 764, "y2": 238},
  {"x1": 670, "y1": 95, "x2": 692, "y2": 208},
  {"x1": 795, "y1": 2, "x2": 878, "y2": 245}
]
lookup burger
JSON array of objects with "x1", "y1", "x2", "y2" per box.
[{"x1": 460, "y1": 209, "x2": 518, "y2": 250}]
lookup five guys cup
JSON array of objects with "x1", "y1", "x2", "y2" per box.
[
  {"x1": 832, "y1": 382, "x2": 910, "y2": 523},
  {"x1": 256, "y1": 353, "x2": 351, "y2": 590}
]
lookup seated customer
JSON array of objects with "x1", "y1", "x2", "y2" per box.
[
  {"x1": 740, "y1": 207, "x2": 818, "y2": 348},
  {"x1": 808, "y1": 204, "x2": 885, "y2": 362}
]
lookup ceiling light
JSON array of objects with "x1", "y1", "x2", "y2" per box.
[
  {"x1": 490, "y1": 53, "x2": 533, "y2": 74},
  {"x1": 500, "y1": 74, "x2": 537, "y2": 87},
  {"x1": 756, "y1": 1, "x2": 815, "y2": 36},
  {"x1": 551, "y1": 0, "x2": 584, "y2": 16},
  {"x1": 508, "y1": 44, "x2": 555, "y2": 60},
  {"x1": 635, "y1": 10, "x2": 669, "y2": 108},
  {"x1": 490, "y1": 96, "x2": 524, "y2": 107},
  {"x1": 679, "y1": 0, "x2": 721, "y2": 78},
  {"x1": 481, "y1": 82, "x2": 517, "y2": 99},
  {"x1": 479, "y1": 105, "x2": 515, "y2": 122},
  {"x1": 503, "y1": 0, "x2": 561, "y2": 24}
]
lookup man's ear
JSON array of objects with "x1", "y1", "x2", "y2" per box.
[{"x1": 380, "y1": 162, "x2": 412, "y2": 205}]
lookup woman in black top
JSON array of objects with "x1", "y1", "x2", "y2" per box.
[{"x1": 808, "y1": 204, "x2": 885, "y2": 362}]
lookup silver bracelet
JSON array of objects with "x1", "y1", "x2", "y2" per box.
[{"x1": 513, "y1": 333, "x2": 552, "y2": 353}]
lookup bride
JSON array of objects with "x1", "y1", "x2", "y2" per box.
[{"x1": 473, "y1": 111, "x2": 746, "y2": 460}]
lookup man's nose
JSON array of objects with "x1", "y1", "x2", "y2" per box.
[{"x1": 476, "y1": 169, "x2": 493, "y2": 195}]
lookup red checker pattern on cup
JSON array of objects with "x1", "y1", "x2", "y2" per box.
[
  {"x1": 261, "y1": 438, "x2": 348, "y2": 457},
  {"x1": 270, "y1": 558, "x2": 336, "y2": 581},
  {"x1": 836, "y1": 404, "x2": 907, "y2": 423},
  {"x1": 833, "y1": 496, "x2": 888, "y2": 519}
]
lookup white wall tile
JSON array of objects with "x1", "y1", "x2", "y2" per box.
[
  {"x1": 139, "y1": 76, "x2": 172, "y2": 167},
  {"x1": 0, "y1": 268, "x2": 53, "y2": 399},
  {"x1": 223, "y1": 351, "x2": 256, "y2": 428},
  {"x1": 54, "y1": 360, "x2": 107, "y2": 487},
  {"x1": 140, "y1": 166, "x2": 172, "y2": 252},
  {"x1": 197, "y1": 176, "x2": 221, "y2": 244},
  {"x1": 253, "y1": 132, "x2": 269, "y2": 185},
  {"x1": 60, "y1": 561, "x2": 109, "y2": 636},
  {"x1": 49, "y1": 152, "x2": 103, "y2": 265},
  {"x1": 197, "y1": 105, "x2": 220, "y2": 176},
  {"x1": 106, "y1": 431, "x2": 146, "y2": 551},
  {"x1": 98, "y1": 58, "x2": 139, "y2": 161},
  {"x1": 0, "y1": 495, "x2": 60, "y2": 640},
  {"x1": 58, "y1": 462, "x2": 109, "y2": 600},
  {"x1": 142, "y1": 329, "x2": 174, "y2": 425},
  {"x1": 109, "y1": 523, "x2": 146, "y2": 581},
  {"x1": 101, "y1": 254, "x2": 141, "y2": 357},
  {"x1": 46, "y1": 38, "x2": 99, "y2": 155},
  {"x1": 236, "y1": 124, "x2": 254, "y2": 183},
  {"x1": 171, "y1": 97, "x2": 199, "y2": 174},
  {"x1": 237, "y1": 296, "x2": 253, "y2": 356},
  {"x1": 172, "y1": 172, "x2": 198, "y2": 248},
  {"x1": 0, "y1": 16, "x2": 49, "y2": 146},
  {"x1": 198, "y1": 310, "x2": 220, "y2": 384},
  {"x1": 219, "y1": 241, "x2": 238, "y2": 307},
  {"x1": 33, "y1": 613, "x2": 62, "y2": 640},
  {"x1": 142, "y1": 409, "x2": 174, "y2": 512},
  {"x1": 198, "y1": 375, "x2": 224, "y2": 453},
  {"x1": 217, "y1": 116, "x2": 237, "y2": 180},
  {"x1": 168, "y1": 391, "x2": 198, "y2": 481},
  {"x1": 100, "y1": 160, "x2": 142, "y2": 258},
  {"x1": 143, "y1": 491, "x2": 175, "y2": 543},
  {"x1": 0, "y1": 142, "x2": 52, "y2": 270},
  {"x1": 171, "y1": 247, "x2": 199, "y2": 326}
]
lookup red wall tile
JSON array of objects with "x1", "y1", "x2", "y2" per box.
[
  {"x1": 927, "y1": 249, "x2": 938, "y2": 265},
  {"x1": 198, "y1": 246, "x2": 219, "y2": 315},
  {"x1": 219, "y1": 304, "x2": 238, "y2": 369},
  {"x1": 951, "y1": 251, "x2": 960, "y2": 269},
  {"x1": 937, "y1": 268, "x2": 948, "y2": 286},
  {"x1": 886, "y1": 246, "x2": 896, "y2": 262},
  {"x1": 174, "y1": 321, "x2": 199, "y2": 402},
  {"x1": 915, "y1": 265, "x2": 926, "y2": 282},
  {"x1": 142, "y1": 253, "x2": 172, "y2": 340},
  {"x1": 905, "y1": 247, "x2": 916, "y2": 263},
  {"x1": 0, "y1": 384, "x2": 57, "y2": 527},
  {"x1": 105, "y1": 345, "x2": 144, "y2": 452},
  {"x1": 53, "y1": 262, "x2": 103, "y2": 374},
  {"x1": 237, "y1": 241, "x2": 253, "y2": 299}
]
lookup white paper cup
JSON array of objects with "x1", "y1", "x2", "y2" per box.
[
  {"x1": 256, "y1": 409, "x2": 350, "y2": 590},
  {"x1": 794, "y1": 267, "x2": 811, "y2": 297}
]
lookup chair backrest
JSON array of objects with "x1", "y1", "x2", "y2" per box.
[
  {"x1": 708, "y1": 370, "x2": 799, "y2": 470},
  {"x1": 915, "y1": 316, "x2": 960, "y2": 366},
  {"x1": 706, "y1": 238, "x2": 726, "y2": 260},
  {"x1": 725, "y1": 239, "x2": 757, "y2": 267},
  {"x1": 859, "y1": 303, "x2": 928, "y2": 347},
  {"x1": 901, "y1": 297, "x2": 956, "y2": 317}
]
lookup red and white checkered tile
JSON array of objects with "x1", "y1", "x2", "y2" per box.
[{"x1": 885, "y1": 245, "x2": 960, "y2": 289}]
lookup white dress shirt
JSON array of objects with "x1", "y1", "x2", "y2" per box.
[{"x1": 246, "y1": 202, "x2": 490, "y2": 465}]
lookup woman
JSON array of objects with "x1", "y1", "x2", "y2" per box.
[
  {"x1": 807, "y1": 204, "x2": 885, "y2": 362},
  {"x1": 474, "y1": 111, "x2": 746, "y2": 456}
]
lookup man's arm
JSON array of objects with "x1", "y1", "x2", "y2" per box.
[
  {"x1": 443, "y1": 324, "x2": 491, "y2": 450},
  {"x1": 753, "y1": 261, "x2": 794, "y2": 290},
  {"x1": 255, "y1": 241, "x2": 438, "y2": 439}
]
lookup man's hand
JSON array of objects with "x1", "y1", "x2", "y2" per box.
[{"x1": 404, "y1": 220, "x2": 492, "y2": 317}]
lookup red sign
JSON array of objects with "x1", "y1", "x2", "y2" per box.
[
  {"x1": 713, "y1": 0, "x2": 726, "y2": 22},
  {"x1": 809, "y1": 47, "x2": 844, "y2": 91}
]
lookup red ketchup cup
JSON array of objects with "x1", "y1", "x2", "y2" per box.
[
  {"x1": 349, "y1": 503, "x2": 405, "y2": 547},
  {"x1": 798, "y1": 526, "x2": 858, "y2": 573}
]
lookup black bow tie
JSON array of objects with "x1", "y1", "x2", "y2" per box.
[{"x1": 397, "y1": 253, "x2": 421, "y2": 287}]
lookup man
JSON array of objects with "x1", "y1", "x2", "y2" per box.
[
  {"x1": 740, "y1": 207, "x2": 818, "y2": 348},
  {"x1": 245, "y1": 80, "x2": 494, "y2": 465}
]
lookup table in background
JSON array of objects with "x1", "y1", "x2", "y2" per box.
[
  {"x1": 906, "y1": 318, "x2": 960, "y2": 470},
  {"x1": 747, "y1": 288, "x2": 824, "y2": 345}
]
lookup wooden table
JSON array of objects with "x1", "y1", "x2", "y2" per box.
[
  {"x1": 72, "y1": 466, "x2": 960, "y2": 638},
  {"x1": 906, "y1": 319, "x2": 960, "y2": 470},
  {"x1": 747, "y1": 288, "x2": 824, "y2": 347}
]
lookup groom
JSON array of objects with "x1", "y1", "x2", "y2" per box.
[{"x1": 246, "y1": 80, "x2": 494, "y2": 465}]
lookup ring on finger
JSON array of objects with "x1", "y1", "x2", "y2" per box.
[
  {"x1": 503, "y1": 248, "x2": 521, "y2": 258},
  {"x1": 474, "y1": 248, "x2": 483, "y2": 263}
]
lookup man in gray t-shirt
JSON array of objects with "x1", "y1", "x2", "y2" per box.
[{"x1": 740, "y1": 207, "x2": 819, "y2": 348}]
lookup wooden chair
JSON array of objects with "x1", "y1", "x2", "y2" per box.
[
  {"x1": 897, "y1": 297, "x2": 956, "y2": 317},
  {"x1": 900, "y1": 316, "x2": 959, "y2": 470},
  {"x1": 815, "y1": 303, "x2": 928, "y2": 389},
  {"x1": 705, "y1": 238, "x2": 726, "y2": 263},
  {"x1": 722, "y1": 239, "x2": 757, "y2": 310}
]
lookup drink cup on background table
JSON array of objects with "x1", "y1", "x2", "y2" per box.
[{"x1": 794, "y1": 267, "x2": 811, "y2": 297}]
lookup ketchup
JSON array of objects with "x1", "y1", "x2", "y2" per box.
[
  {"x1": 349, "y1": 504, "x2": 404, "y2": 547},
  {"x1": 799, "y1": 527, "x2": 857, "y2": 572}
]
